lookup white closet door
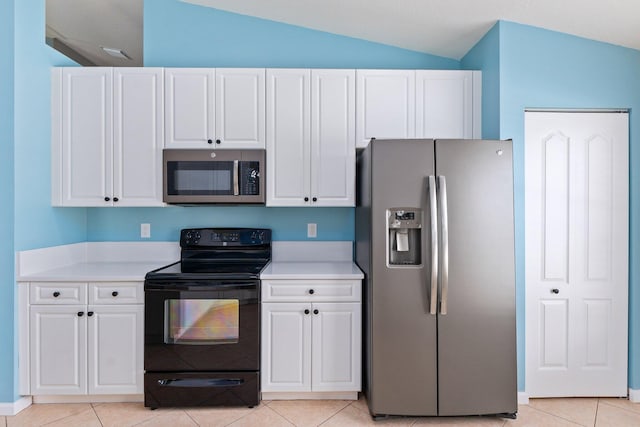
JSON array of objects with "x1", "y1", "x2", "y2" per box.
[{"x1": 525, "y1": 111, "x2": 628, "y2": 397}]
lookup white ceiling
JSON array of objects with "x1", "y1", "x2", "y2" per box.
[
  {"x1": 45, "y1": 0, "x2": 640, "y2": 67},
  {"x1": 46, "y1": 0, "x2": 143, "y2": 66},
  {"x1": 183, "y1": 0, "x2": 640, "y2": 60}
]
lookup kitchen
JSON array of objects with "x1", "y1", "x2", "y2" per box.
[{"x1": 2, "y1": 0, "x2": 640, "y2": 425}]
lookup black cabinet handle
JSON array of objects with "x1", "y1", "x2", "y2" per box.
[
  {"x1": 112, "y1": 291, "x2": 119, "y2": 297},
  {"x1": 77, "y1": 311, "x2": 84, "y2": 317},
  {"x1": 312, "y1": 197, "x2": 317, "y2": 202},
  {"x1": 304, "y1": 309, "x2": 310, "y2": 315},
  {"x1": 551, "y1": 288, "x2": 560, "y2": 294},
  {"x1": 87, "y1": 311, "x2": 94, "y2": 317},
  {"x1": 216, "y1": 139, "x2": 221, "y2": 144},
  {"x1": 53, "y1": 291, "x2": 60, "y2": 298},
  {"x1": 113, "y1": 197, "x2": 119, "y2": 202},
  {"x1": 308, "y1": 289, "x2": 314, "y2": 295},
  {"x1": 207, "y1": 139, "x2": 213, "y2": 144},
  {"x1": 104, "y1": 197, "x2": 110, "y2": 202},
  {"x1": 304, "y1": 197, "x2": 309, "y2": 202},
  {"x1": 313, "y1": 309, "x2": 319, "y2": 315}
]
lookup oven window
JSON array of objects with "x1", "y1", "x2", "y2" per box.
[{"x1": 165, "y1": 299, "x2": 239, "y2": 344}]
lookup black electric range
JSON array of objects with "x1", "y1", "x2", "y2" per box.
[{"x1": 143, "y1": 228, "x2": 271, "y2": 409}]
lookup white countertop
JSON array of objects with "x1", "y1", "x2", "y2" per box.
[
  {"x1": 17, "y1": 261, "x2": 169, "y2": 282},
  {"x1": 261, "y1": 261, "x2": 363, "y2": 280}
]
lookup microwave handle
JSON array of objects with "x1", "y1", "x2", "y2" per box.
[{"x1": 233, "y1": 160, "x2": 239, "y2": 196}]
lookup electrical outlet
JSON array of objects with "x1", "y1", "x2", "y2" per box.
[
  {"x1": 141, "y1": 223, "x2": 151, "y2": 238},
  {"x1": 307, "y1": 223, "x2": 317, "y2": 238}
]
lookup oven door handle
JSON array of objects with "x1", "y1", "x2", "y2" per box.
[{"x1": 157, "y1": 378, "x2": 245, "y2": 388}]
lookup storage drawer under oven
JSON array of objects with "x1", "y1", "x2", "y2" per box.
[{"x1": 144, "y1": 371, "x2": 259, "y2": 408}]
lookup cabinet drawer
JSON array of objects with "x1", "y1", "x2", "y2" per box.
[
  {"x1": 262, "y1": 280, "x2": 361, "y2": 302},
  {"x1": 88, "y1": 282, "x2": 143, "y2": 304},
  {"x1": 30, "y1": 282, "x2": 87, "y2": 305}
]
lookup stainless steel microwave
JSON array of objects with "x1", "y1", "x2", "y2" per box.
[{"x1": 163, "y1": 149, "x2": 265, "y2": 204}]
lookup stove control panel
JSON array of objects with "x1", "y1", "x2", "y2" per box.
[{"x1": 180, "y1": 228, "x2": 271, "y2": 247}]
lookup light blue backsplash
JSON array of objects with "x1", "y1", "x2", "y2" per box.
[
  {"x1": 464, "y1": 20, "x2": 640, "y2": 392},
  {"x1": 1, "y1": 0, "x2": 16, "y2": 404}
]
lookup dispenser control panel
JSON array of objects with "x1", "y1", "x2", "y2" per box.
[{"x1": 388, "y1": 208, "x2": 422, "y2": 229}]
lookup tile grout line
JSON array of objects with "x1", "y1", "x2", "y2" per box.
[
  {"x1": 598, "y1": 399, "x2": 640, "y2": 417},
  {"x1": 523, "y1": 404, "x2": 588, "y2": 426},
  {"x1": 593, "y1": 398, "x2": 599, "y2": 427},
  {"x1": 90, "y1": 403, "x2": 105, "y2": 427},
  {"x1": 183, "y1": 408, "x2": 201, "y2": 426}
]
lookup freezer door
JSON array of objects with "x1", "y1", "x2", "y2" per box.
[
  {"x1": 366, "y1": 139, "x2": 438, "y2": 416},
  {"x1": 435, "y1": 139, "x2": 517, "y2": 416}
]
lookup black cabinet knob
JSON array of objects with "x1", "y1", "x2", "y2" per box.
[
  {"x1": 313, "y1": 309, "x2": 319, "y2": 315},
  {"x1": 104, "y1": 197, "x2": 110, "y2": 202},
  {"x1": 312, "y1": 197, "x2": 317, "y2": 202},
  {"x1": 304, "y1": 309, "x2": 310, "y2": 315},
  {"x1": 53, "y1": 291, "x2": 60, "y2": 297},
  {"x1": 77, "y1": 311, "x2": 84, "y2": 317},
  {"x1": 216, "y1": 139, "x2": 221, "y2": 144},
  {"x1": 113, "y1": 197, "x2": 119, "y2": 202},
  {"x1": 309, "y1": 289, "x2": 315, "y2": 295},
  {"x1": 551, "y1": 288, "x2": 560, "y2": 294},
  {"x1": 112, "y1": 291, "x2": 119, "y2": 297},
  {"x1": 207, "y1": 139, "x2": 213, "y2": 144},
  {"x1": 304, "y1": 197, "x2": 309, "y2": 202},
  {"x1": 87, "y1": 311, "x2": 94, "y2": 317}
]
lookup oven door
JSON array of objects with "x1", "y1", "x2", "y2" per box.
[{"x1": 144, "y1": 280, "x2": 259, "y2": 372}]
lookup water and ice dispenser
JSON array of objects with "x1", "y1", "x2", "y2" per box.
[{"x1": 387, "y1": 208, "x2": 422, "y2": 266}]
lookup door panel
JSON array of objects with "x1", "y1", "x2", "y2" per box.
[
  {"x1": 525, "y1": 111, "x2": 628, "y2": 397},
  {"x1": 435, "y1": 139, "x2": 517, "y2": 416},
  {"x1": 368, "y1": 139, "x2": 437, "y2": 416}
]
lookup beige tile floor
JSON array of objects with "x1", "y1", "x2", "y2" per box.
[{"x1": 2, "y1": 396, "x2": 640, "y2": 426}]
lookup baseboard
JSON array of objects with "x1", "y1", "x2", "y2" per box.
[
  {"x1": 32, "y1": 394, "x2": 143, "y2": 404},
  {"x1": 261, "y1": 391, "x2": 358, "y2": 400},
  {"x1": 629, "y1": 388, "x2": 640, "y2": 403},
  {"x1": 0, "y1": 396, "x2": 32, "y2": 416},
  {"x1": 518, "y1": 392, "x2": 529, "y2": 405}
]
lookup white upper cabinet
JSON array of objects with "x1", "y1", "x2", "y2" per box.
[
  {"x1": 356, "y1": 70, "x2": 416, "y2": 147},
  {"x1": 113, "y1": 68, "x2": 164, "y2": 206},
  {"x1": 165, "y1": 68, "x2": 265, "y2": 149},
  {"x1": 356, "y1": 69, "x2": 481, "y2": 147},
  {"x1": 216, "y1": 68, "x2": 266, "y2": 149},
  {"x1": 52, "y1": 67, "x2": 164, "y2": 207},
  {"x1": 164, "y1": 68, "x2": 215, "y2": 148},
  {"x1": 416, "y1": 70, "x2": 481, "y2": 139},
  {"x1": 267, "y1": 69, "x2": 355, "y2": 207}
]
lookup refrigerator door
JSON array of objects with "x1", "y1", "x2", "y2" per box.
[
  {"x1": 366, "y1": 139, "x2": 438, "y2": 416},
  {"x1": 435, "y1": 139, "x2": 517, "y2": 416}
]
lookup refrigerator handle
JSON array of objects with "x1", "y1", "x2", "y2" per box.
[
  {"x1": 428, "y1": 175, "x2": 438, "y2": 315},
  {"x1": 438, "y1": 175, "x2": 449, "y2": 315}
]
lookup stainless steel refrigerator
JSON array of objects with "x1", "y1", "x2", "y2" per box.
[{"x1": 355, "y1": 138, "x2": 517, "y2": 418}]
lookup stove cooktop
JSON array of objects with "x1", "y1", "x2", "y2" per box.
[{"x1": 145, "y1": 260, "x2": 269, "y2": 282}]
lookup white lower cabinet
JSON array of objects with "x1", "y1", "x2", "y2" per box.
[
  {"x1": 28, "y1": 282, "x2": 143, "y2": 396},
  {"x1": 261, "y1": 280, "x2": 361, "y2": 396}
]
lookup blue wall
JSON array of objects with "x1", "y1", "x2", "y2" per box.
[
  {"x1": 464, "y1": 20, "x2": 640, "y2": 392},
  {"x1": 86, "y1": 0, "x2": 460, "y2": 243},
  {"x1": 1, "y1": 0, "x2": 16, "y2": 404}
]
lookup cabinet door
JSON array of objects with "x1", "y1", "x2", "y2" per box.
[
  {"x1": 261, "y1": 302, "x2": 312, "y2": 392},
  {"x1": 54, "y1": 68, "x2": 113, "y2": 206},
  {"x1": 216, "y1": 69, "x2": 265, "y2": 149},
  {"x1": 311, "y1": 303, "x2": 361, "y2": 391},
  {"x1": 416, "y1": 70, "x2": 478, "y2": 139},
  {"x1": 87, "y1": 305, "x2": 143, "y2": 394},
  {"x1": 165, "y1": 68, "x2": 215, "y2": 148},
  {"x1": 355, "y1": 70, "x2": 415, "y2": 148},
  {"x1": 266, "y1": 69, "x2": 311, "y2": 206},
  {"x1": 30, "y1": 305, "x2": 87, "y2": 394},
  {"x1": 113, "y1": 68, "x2": 164, "y2": 206},
  {"x1": 311, "y1": 70, "x2": 356, "y2": 207}
]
